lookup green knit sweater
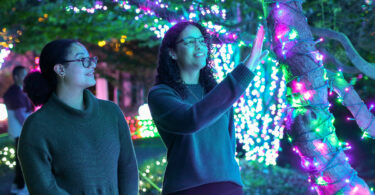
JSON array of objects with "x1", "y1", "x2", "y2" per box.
[
  {"x1": 148, "y1": 64, "x2": 254, "y2": 194},
  {"x1": 18, "y1": 90, "x2": 138, "y2": 195}
]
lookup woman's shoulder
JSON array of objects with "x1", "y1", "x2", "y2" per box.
[
  {"x1": 97, "y1": 99, "x2": 118, "y2": 109},
  {"x1": 21, "y1": 106, "x2": 51, "y2": 138},
  {"x1": 149, "y1": 84, "x2": 173, "y2": 92},
  {"x1": 25, "y1": 104, "x2": 50, "y2": 123},
  {"x1": 148, "y1": 84, "x2": 179, "y2": 97},
  {"x1": 96, "y1": 99, "x2": 124, "y2": 116}
]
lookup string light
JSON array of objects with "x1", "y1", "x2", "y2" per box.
[
  {"x1": 0, "y1": 27, "x2": 13, "y2": 69},
  {"x1": 0, "y1": 47, "x2": 10, "y2": 69},
  {"x1": 268, "y1": 0, "x2": 375, "y2": 194},
  {"x1": 0, "y1": 146, "x2": 16, "y2": 169},
  {"x1": 2, "y1": 1, "x2": 373, "y2": 193},
  {"x1": 138, "y1": 156, "x2": 166, "y2": 194},
  {"x1": 0, "y1": 104, "x2": 7, "y2": 121}
]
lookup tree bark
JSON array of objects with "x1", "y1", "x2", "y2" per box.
[
  {"x1": 267, "y1": 1, "x2": 371, "y2": 194},
  {"x1": 327, "y1": 71, "x2": 375, "y2": 138}
]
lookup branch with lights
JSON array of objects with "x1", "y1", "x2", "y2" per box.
[
  {"x1": 267, "y1": 0, "x2": 374, "y2": 194},
  {"x1": 311, "y1": 27, "x2": 375, "y2": 80},
  {"x1": 327, "y1": 70, "x2": 375, "y2": 139}
]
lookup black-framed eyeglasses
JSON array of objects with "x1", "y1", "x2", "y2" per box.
[
  {"x1": 62, "y1": 56, "x2": 98, "y2": 68},
  {"x1": 176, "y1": 37, "x2": 208, "y2": 47}
]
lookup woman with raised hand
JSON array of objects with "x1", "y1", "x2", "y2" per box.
[
  {"x1": 19, "y1": 39, "x2": 138, "y2": 195},
  {"x1": 148, "y1": 22, "x2": 268, "y2": 195}
]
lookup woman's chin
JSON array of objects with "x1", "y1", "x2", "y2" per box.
[
  {"x1": 85, "y1": 79, "x2": 96, "y2": 88},
  {"x1": 199, "y1": 62, "x2": 207, "y2": 69},
  {"x1": 89, "y1": 80, "x2": 96, "y2": 87}
]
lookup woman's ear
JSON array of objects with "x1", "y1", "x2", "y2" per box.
[
  {"x1": 53, "y1": 64, "x2": 66, "y2": 78},
  {"x1": 168, "y1": 49, "x2": 177, "y2": 60}
]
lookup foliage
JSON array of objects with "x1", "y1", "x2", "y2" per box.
[
  {"x1": 138, "y1": 155, "x2": 314, "y2": 195},
  {"x1": 0, "y1": 1, "x2": 373, "y2": 72},
  {"x1": 304, "y1": 0, "x2": 374, "y2": 55},
  {"x1": 0, "y1": 136, "x2": 15, "y2": 177},
  {"x1": 239, "y1": 160, "x2": 313, "y2": 195}
]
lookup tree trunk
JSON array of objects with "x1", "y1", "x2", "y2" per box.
[{"x1": 267, "y1": 1, "x2": 371, "y2": 194}]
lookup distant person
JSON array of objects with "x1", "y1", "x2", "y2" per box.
[
  {"x1": 18, "y1": 39, "x2": 138, "y2": 195},
  {"x1": 148, "y1": 21, "x2": 267, "y2": 195},
  {"x1": 3, "y1": 65, "x2": 32, "y2": 195}
]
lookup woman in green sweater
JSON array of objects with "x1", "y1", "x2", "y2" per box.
[
  {"x1": 18, "y1": 39, "x2": 138, "y2": 195},
  {"x1": 148, "y1": 22, "x2": 268, "y2": 195}
]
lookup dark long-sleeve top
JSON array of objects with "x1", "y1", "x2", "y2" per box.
[
  {"x1": 148, "y1": 64, "x2": 254, "y2": 194},
  {"x1": 18, "y1": 89, "x2": 138, "y2": 195}
]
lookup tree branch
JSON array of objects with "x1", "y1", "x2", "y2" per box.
[
  {"x1": 311, "y1": 27, "x2": 375, "y2": 79},
  {"x1": 327, "y1": 70, "x2": 375, "y2": 138},
  {"x1": 319, "y1": 48, "x2": 360, "y2": 74}
]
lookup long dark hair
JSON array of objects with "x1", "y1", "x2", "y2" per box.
[
  {"x1": 156, "y1": 21, "x2": 217, "y2": 99},
  {"x1": 24, "y1": 39, "x2": 78, "y2": 106}
]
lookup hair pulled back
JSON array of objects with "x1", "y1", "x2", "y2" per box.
[{"x1": 24, "y1": 39, "x2": 78, "y2": 106}]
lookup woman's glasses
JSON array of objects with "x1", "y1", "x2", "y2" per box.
[
  {"x1": 176, "y1": 37, "x2": 208, "y2": 47},
  {"x1": 62, "y1": 56, "x2": 98, "y2": 68}
]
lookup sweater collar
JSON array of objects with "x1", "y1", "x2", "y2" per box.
[{"x1": 47, "y1": 89, "x2": 98, "y2": 119}]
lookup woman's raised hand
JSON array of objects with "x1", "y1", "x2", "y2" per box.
[{"x1": 244, "y1": 25, "x2": 269, "y2": 72}]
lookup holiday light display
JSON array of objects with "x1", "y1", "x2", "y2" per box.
[
  {"x1": 0, "y1": 104, "x2": 7, "y2": 122},
  {"x1": 211, "y1": 42, "x2": 287, "y2": 165},
  {"x1": 0, "y1": 1, "x2": 373, "y2": 194},
  {"x1": 0, "y1": 47, "x2": 10, "y2": 69},
  {"x1": 137, "y1": 154, "x2": 327, "y2": 194},
  {"x1": 138, "y1": 156, "x2": 166, "y2": 194},
  {"x1": 0, "y1": 28, "x2": 12, "y2": 69},
  {"x1": 268, "y1": 0, "x2": 374, "y2": 194},
  {"x1": 136, "y1": 104, "x2": 159, "y2": 138},
  {"x1": 0, "y1": 146, "x2": 16, "y2": 169}
]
